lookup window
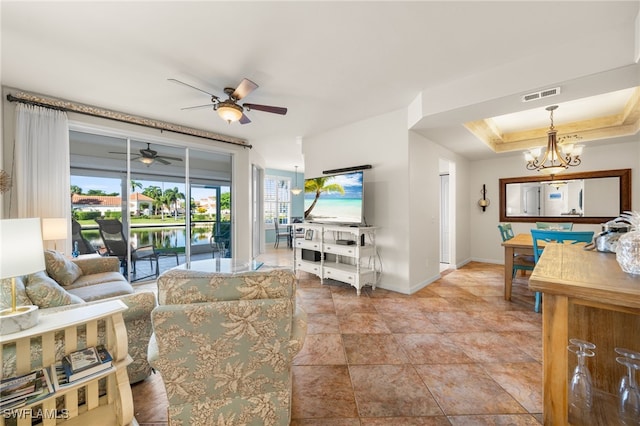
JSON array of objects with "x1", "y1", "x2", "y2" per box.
[{"x1": 264, "y1": 175, "x2": 291, "y2": 226}]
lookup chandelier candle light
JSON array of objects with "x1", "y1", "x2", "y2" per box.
[
  {"x1": 478, "y1": 184, "x2": 490, "y2": 211},
  {"x1": 524, "y1": 105, "x2": 584, "y2": 176},
  {"x1": 0, "y1": 218, "x2": 46, "y2": 335}
]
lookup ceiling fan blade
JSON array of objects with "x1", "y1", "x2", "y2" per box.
[
  {"x1": 108, "y1": 151, "x2": 128, "y2": 155},
  {"x1": 156, "y1": 155, "x2": 183, "y2": 162},
  {"x1": 168, "y1": 78, "x2": 219, "y2": 99},
  {"x1": 233, "y1": 78, "x2": 258, "y2": 100},
  {"x1": 239, "y1": 113, "x2": 252, "y2": 125},
  {"x1": 243, "y1": 103, "x2": 287, "y2": 115},
  {"x1": 180, "y1": 104, "x2": 214, "y2": 111},
  {"x1": 155, "y1": 158, "x2": 171, "y2": 165}
]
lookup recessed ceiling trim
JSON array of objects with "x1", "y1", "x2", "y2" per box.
[
  {"x1": 466, "y1": 86, "x2": 640, "y2": 154},
  {"x1": 621, "y1": 87, "x2": 640, "y2": 124}
]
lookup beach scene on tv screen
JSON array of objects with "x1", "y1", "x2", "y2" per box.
[{"x1": 304, "y1": 171, "x2": 363, "y2": 224}]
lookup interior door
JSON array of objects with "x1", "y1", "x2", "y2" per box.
[
  {"x1": 524, "y1": 187, "x2": 540, "y2": 215},
  {"x1": 440, "y1": 174, "x2": 450, "y2": 264}
]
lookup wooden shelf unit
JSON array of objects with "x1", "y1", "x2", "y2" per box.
[
  {"x1": 529, "y1": 244, "x2": 640, "y2": 425},
  {"x1": 293, "y1": 223, "x2": 377, "y2": 295},
  {"x1": 0, "y1": 300, "x2": 136, "y2": 426}
]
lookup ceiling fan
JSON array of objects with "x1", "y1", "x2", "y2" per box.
[
  {"x1": 168, "y1": 77, "x2": 287, "y2": 124},
  {"x1": 109, "y1": 143, "x2": 183, "y2": 166}
]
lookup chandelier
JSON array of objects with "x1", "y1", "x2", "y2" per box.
[{"x1": 524, "y1": 105, "x2": 584, "y2": 175}]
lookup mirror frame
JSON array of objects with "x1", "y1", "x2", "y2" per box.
[{"x1": 499, "y1": 169, "x2": 632, "y2": 224}]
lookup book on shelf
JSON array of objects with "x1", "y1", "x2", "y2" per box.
[
  {"x1": 60, "y1": 345, "x2": 113, "y2": 383},
  {"x1": 0, "y1": 368, "x2": 53, "y2": 410},
  {"x1": 50, "y1": 362, "x2": 114, "y2": 390}
]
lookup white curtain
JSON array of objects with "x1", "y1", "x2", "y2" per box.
[{"x1": 14, "y1": 104, "x2": 71, "y2": 253}]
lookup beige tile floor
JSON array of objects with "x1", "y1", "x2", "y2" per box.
[{"x1": 132, "y1": 248, "x2": 543, "y2": 425}]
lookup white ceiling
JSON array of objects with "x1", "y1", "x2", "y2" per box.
[{"x1": 2, "y1": 1, "x2": 639, "y2": 171}]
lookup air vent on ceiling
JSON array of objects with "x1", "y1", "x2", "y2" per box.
[{"x1": 521, "y1": 87, "x2": 561, "y2": 102}]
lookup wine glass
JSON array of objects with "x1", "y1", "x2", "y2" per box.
[
  {"x1": 616, "y1": 356, "x2": 640, "y2": 425},
  {"x1": 568, "y1": 339, "x2": 596, "y2": 419},
  {"x1": 616, "y1": 348, "x2": 640, "y2": 394}
]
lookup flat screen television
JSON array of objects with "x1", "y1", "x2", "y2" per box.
[{"x1": 304, "y1": 170, "x2": 364, "y2": 225}]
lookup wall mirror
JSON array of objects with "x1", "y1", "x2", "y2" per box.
[{"x1": 499, "y1": 169, "x2": 631, "y2": 224}]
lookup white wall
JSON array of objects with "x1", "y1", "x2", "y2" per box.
[
  {"x1": 408, "y1": 131, "x2": 471, "y2": 291},
  {"x1": 303, "y1": 108, "x2": 413, "y2": 293},
  {"x1": 303, "y1": 108, "x2": 472, "y2": 294},
  {"x1": 469, "y1": 139, "x2": 640, "y2": 264}
]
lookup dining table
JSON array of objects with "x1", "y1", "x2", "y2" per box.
[{"x1": 501, "y1": 233, "x2": 535, "y2": 300}]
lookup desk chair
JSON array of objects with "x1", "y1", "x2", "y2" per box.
[
  {"x1": 498, "y1": 223, "x2": 535, "y2": 279},
  {"x1": 536, "y1": 222, "x2": 573, "y2": 230},
  {"x1": 530, "y1": 229, "x2": 594, "y2": 313}
]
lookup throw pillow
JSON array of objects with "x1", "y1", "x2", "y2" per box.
[
  {"x1": 0, "y1": 276, "x2": 32, "y2": 310},
  {"x1": 25, "y1": 271, "x2": 84, "y2": 308},
  {"x1": 44, "y1": 250, "x2": 82, "y2": 286}
]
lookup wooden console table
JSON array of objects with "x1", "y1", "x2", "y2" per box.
[
  {"x1": 0, "y1": 300, "x2": 136, "y2": 426},
  {"x1": 529, "y1": 244, "x2": 640, "y2": 425}
]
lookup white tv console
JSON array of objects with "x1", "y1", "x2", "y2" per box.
[{"x1": 293, "y1": 223, "x2": 377, "y2": 295}]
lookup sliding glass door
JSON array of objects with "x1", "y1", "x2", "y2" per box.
[{"x1": 69, "y1": 130, "x2": 233, "y2": 281}]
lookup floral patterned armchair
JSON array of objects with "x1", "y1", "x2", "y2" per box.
[{"x1": 148, "y1": 268, "x2": 307, "y2": 425}]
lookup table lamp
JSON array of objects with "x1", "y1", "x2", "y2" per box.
[
  {"x1": 0, "y1": 218, "x2": 46, "y2": 335},
  {"x1": 42, "y1": 217, "x2": 67, "y2": 252}
]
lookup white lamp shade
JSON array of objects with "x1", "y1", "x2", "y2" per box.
[
  {"x1": 42, "y1": 218, "x2": 67, "y2": 240},
  {"x1": 0, "y1": 218, "x2": 46, "y2": 279}
]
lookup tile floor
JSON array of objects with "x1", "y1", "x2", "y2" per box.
[{"x1": 131, "y1": 248, "x2": 543, "y2": 425}]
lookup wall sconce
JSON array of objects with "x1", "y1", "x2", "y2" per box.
[{"x1": 478, "y1": 184, "x2": 490, "y2": 212}]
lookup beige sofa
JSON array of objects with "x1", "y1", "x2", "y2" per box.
[{"x1": 0, "y1": 251, "x2": 156, "y2": 384}]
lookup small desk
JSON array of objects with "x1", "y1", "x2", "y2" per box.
[
  {"x1": 529, "y1": 244, "x2": 640, "y2": 425},
  {"x1": 501, "y1": 233, "x2": 534, "y2": 300},
  {"x1": 173, "y1": 258, "x2": 263, "y2": 274}
]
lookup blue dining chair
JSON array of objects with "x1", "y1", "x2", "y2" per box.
[
  {"x1": 498, "y1": 223, "x2": 535, "y2": 279},
  {"x1": 536, "y1": 222, "x2": 573, "y2": 230},
  {"x1": 530, "y1": 229, "x2": 594, "y2": 313}
]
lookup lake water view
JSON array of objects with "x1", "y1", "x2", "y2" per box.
[{"x1": 82, "y1": 223, "x2": 218, "y2": 252}]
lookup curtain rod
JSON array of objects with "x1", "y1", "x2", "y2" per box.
[{"x1": 6, "y1": 92, "x2": 252, "y2": 149}]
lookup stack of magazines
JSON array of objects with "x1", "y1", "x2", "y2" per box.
[
  {"x1": 50, "y1": 345, "x2": 113, "y2": 389},
  {"x1": 0, "y1": 368, "x2": 53, "y2": 410}
]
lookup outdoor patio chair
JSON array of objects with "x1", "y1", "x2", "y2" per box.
[
  {"x1": 95, "y1": 218, "x2": 157, "y2": 280},
  {"x1": 71, "y1": 218, "x2": 97, "y2": 255}
]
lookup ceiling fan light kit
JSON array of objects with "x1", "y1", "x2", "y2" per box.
[
  {"x1": 524, "y1": 105, "x2": 584, "y2": 176},
  {"x1": 217, "y1": 102, "x2": 243, "y2": 123},
  {"x1": 171, "y1": 77, "x2": 287, "y2": 125},
  {"x1": 109, "y1": 143, "x2": 183, "y2": 166}
]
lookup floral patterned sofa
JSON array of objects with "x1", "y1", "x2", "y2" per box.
[
  {"x1": 148, "y1": 268, "x2": 307, "y2": 425},
  {"x1": 0, "y1": 251, "x2": 156, "y2": 384}
]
